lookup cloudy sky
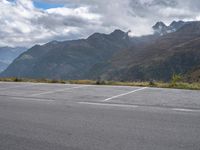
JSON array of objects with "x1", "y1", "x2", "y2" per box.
[{"x1": 0, "y1": 0, "x2": 200, "y2": 47}]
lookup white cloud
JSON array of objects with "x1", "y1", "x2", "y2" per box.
[
  {"x1": 1, "y1": 0, "x2": 200, "y2": 47},
  {"x1": 0, "y1": 0, "x2": 101, "y2": 47},
  {"x1": 47, "y1": 7, "x2": 101, "y2": 20}
]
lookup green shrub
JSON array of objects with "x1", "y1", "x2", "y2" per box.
[
  {"x1": 149, "y1": 80, "x2": 156, "y2": 86},
  {"x1": 170, "y1": 74, "x2": 182, "y2": 87},
  {"x1": 96, "y1": 80, "x2": 106, "y2": 85},
  {"x1": 13, "y1": 77, "x2": 22, "y2": 82}
]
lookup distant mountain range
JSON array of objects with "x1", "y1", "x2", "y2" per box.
[
  {"x1": 0, "y1": 61, "x2": 7, "y2": 73},
  {"x1": 0, "y1": 47, "x2": 26, "y2": 72},
  {"x1": 1, "y1": 21, "x2": 200, "y2": 82}
]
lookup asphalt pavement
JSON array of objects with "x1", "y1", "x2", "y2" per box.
[{"x1": 0, "y1": 82, "x2": 200, "y2": 150}]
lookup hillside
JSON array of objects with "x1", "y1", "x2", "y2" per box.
[
  {"x1": 185, "y1": 66, "x2": 200, "y2": 82},
  {"x1": 91, "y1": 21, "x2": 200, "y2": 81}
]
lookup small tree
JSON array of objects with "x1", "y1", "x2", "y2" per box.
[
  {"x1": 171, "y1": 74, "x2": 182, "y2": 87},
  {"x1": 149, "y1": 79, "x2": 156, "y2": 86}
]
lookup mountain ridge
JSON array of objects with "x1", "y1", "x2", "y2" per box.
[{"x1": 1, "y1": 29, "x2": 134, "y2": 79}]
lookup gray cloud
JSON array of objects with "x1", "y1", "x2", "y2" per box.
[{"x1": 1, "y1": 0, "x2": 200, "y2": 47}]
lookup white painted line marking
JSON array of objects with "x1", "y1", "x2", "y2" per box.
[
  {"x1": 31, "y1": 85, "x2": 91, "y2": 96},
  {"x1": 103, "y1": 87, "x2": 148, "y2": 102},
  {"x1": 12, "y1": 97, "x2": 55, "y2": 102},
  {"x1": 78, "y1": 102, "x2": 138, "y2": 108},
  {"x1": 172, "y1": 108, "x2": 200, "y2": 112}
]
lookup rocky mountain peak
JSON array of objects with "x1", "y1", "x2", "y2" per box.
[
  {"x1": 110, "y1": 29, "x2": 130, "y2": 41},
  {"x1": 87, "y1": 29, "x2": 128, "y2": 41},
  {"x1": 152, "y1": 21, "x2": 168, "y2": 35},
  {"x1": 153, "y1": 21, "x2": 167, "y2": 29},
  {"x1": 169, "y1": 21, "x2": 185, "y2": 29},
  {"x1": 110, "y1": 29, "x2": 126, "y2": 36},
  {"x1": 153, "y1": 20, "x2": 186, "y2": 36}
]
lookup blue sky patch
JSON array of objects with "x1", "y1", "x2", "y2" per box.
[
  {"x1": 7, "y1": 0, "x2": 16, "y2": 2},
  {"x1": 33, "y1": 1, "x2": 65, "y2": 9}
]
